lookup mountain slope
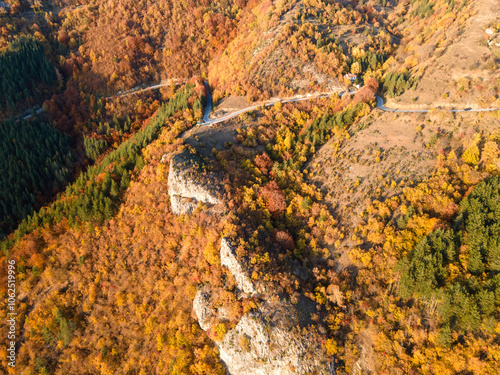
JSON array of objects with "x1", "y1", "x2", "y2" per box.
[
  {"x1": 385, "y1": 0, "x2": 500, "y2": 108},
  {"x1": 209, "y1": 0, "x2": 395, "y2": 100}
]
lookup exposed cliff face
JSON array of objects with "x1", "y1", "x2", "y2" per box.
[
  {"x1": 193, "y1": 237, "x2": 332, "y2": 375},
  {"x1": 169, "y1": 195, "x2": 199, "y2": 216},
  {"x1": 220, "y1": 237, "x2": 257, "y2": 295},
  {"x1": 218, "y1": 300, "x2": 331, "y2": 375},
  {"x1": 167, "y1": 151, "x2": 224, "y2": 215},
  {"x1": 174, "y1": 151, "x2": 332, "y2": 373},
  {"x1": 193, "y1": 286, "x2": 213, "y2": 332}
]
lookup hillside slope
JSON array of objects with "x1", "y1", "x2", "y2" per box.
[
  {"x1": 209, "y1": 0, "x2": 395, "y2": 100},
  {"x1": 385, "y1": 0, "x2": 500, "y2": 108},
  {"x1": 2, "y1": 0, "x2": 500, "y2": 374}
]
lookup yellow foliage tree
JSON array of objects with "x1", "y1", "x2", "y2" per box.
[
  {"x1": 462, "y1": 144, "x2": 480, "y2": 166},
  {"x1": 204, "y1": 241, "x2": 219, "y2": 265}
]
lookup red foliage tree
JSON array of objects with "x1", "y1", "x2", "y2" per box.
[
  {"x1": 58, "y1": 30, "x2": 70, "y2": 46},
  {"x1": 274, "y1": 230, "x2": 295, "y2": 251},
  {"x1": 260, "y1": 181, "x2": 286, "y2": 217},
  {"x1": 254, "y1": 152, "x2": 274, "y2": 175},
  {"x1": 364, "y1": 77, "x2": 379, "y2": 92},
  {"x1": 353, "y1": 86, "x2": 375, "y2": 104}
]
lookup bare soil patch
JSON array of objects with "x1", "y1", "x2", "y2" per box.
[
  {"x1": 212, "y1": 95, "x2": 252, "y2": 119},
  {"x1": 182, "y1": 114, "x2": 261, "y2": 157},
  {"x1": 395, "y1": 0, "x2": 500, "y2": 107}
]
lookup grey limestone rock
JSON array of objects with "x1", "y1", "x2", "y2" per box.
[
  {"x1": 193, "y1": 237, "x2": 332, "y2": 375},
  {"x1": 167, "y1": 151, "x2": 223, "y2": 215}
]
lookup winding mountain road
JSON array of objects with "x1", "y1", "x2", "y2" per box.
[
  {"x1": 20, "y1": 80, "x2": 500, "y2": 122},
  {"x1": 202, "y1": 81, "x2": 212, "y2": 123},
  {"x1": 200, "y1": 88, "x2": 500, "y2": 126},
  {"x1": 200, "y1": 82, "x2": 345, "y2": 126},
  {"x1": 22, "y1": 107, "x2": 44, "y2": 120},
  {"x1": 375, "y1": 95, "x2": 500, "y2": 113}
]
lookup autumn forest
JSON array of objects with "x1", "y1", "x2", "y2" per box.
[{"x1": 1, "y1": 0, "x2": 500, "y2": 374}]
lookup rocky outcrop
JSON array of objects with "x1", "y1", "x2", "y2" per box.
[
  {"x1": 193, "y1": 287, "x2": 331, "y2": 375},
  {"x1": 193, "y1": 237, "x2": 332, "y2": 375},
  {"x1": 167, "y1": 151, "x2": 223, "y2": 215},
  {"x1": 192, "y1": 286, "x2": 213, "y2": 331},
  {"x1": 220, "y1": 238, "x2": 256, "y2": 295},
  {"x1": 169, "y1": 195, "x2": 200, "y2": 216},
  {"x1": 218, "y1": 300, "x2": 330, "y2": 375}
]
